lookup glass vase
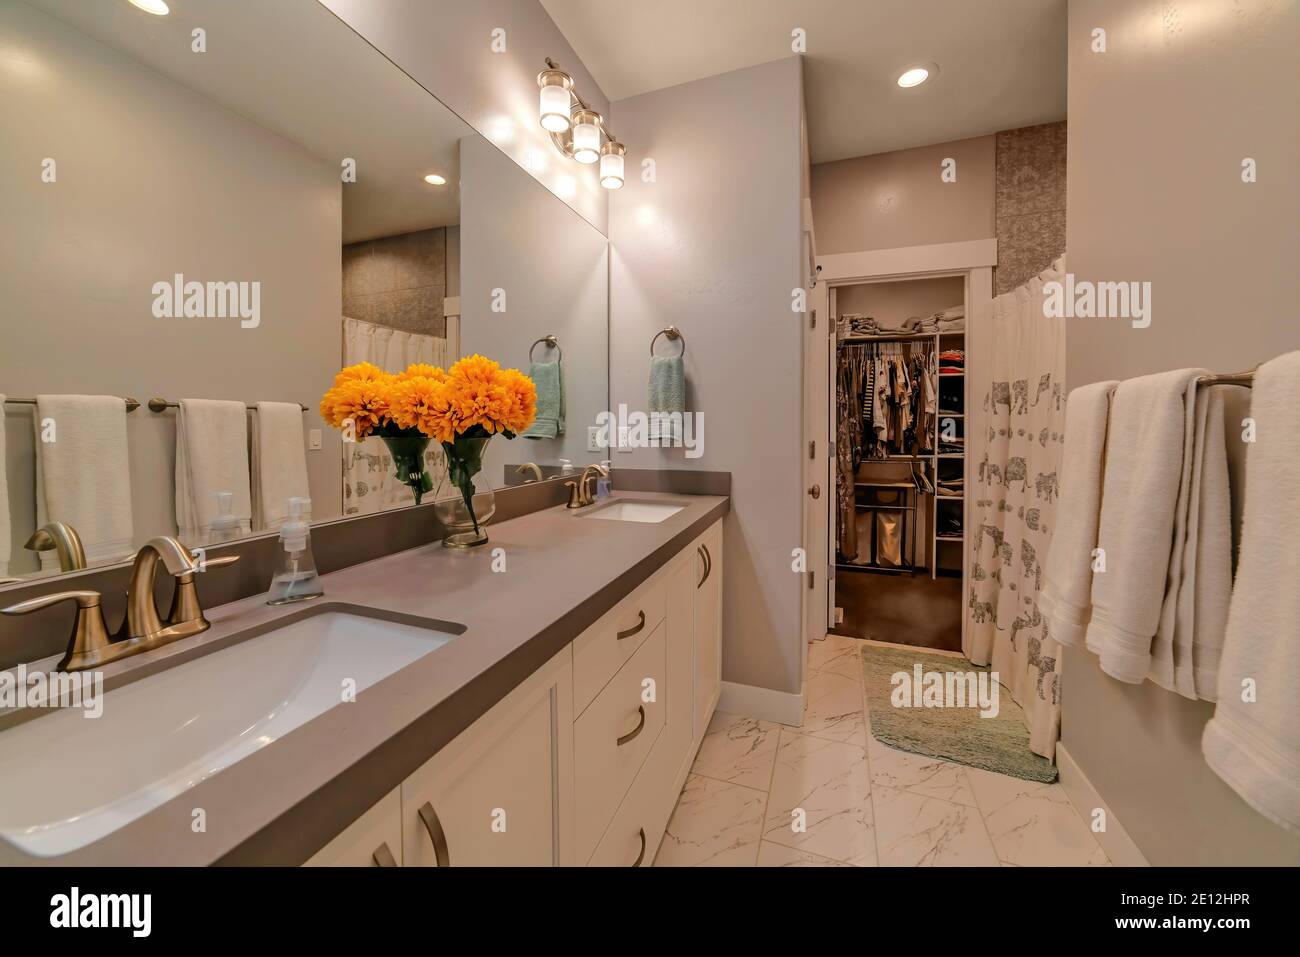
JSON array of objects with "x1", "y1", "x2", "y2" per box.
[
  {"x1": 381, "y1": 435, "x2": 434, "y2": 506},
  {"x1": 433, "y1": 435, "x2": 496, "y2": 548}
]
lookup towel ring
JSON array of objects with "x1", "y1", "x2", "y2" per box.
[
  {"x1": 529, "y1": 335, "x2": 562, "y2": 363},
  {"x1": 650, "y1": 326, "x2": 686, "y2": 358}
]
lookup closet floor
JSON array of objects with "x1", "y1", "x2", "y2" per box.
[{"x1": 833, "y1": 571, "x2": 962, "y2": 652}]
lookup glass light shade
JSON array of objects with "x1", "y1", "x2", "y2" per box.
[
  {"x1": 539, "y1": 83, "x2": 571, "y2": 133},
  {"x1": 599, "y1": 144, "x2": 625, "y2": 189},
  {"x1": 571, "y1": 111, "x2": 601, "y2": 164}
]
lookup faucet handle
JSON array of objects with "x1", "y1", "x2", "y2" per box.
[
  {"x1": 167, "y1": 553, "x2": 240, "y2": 628},
  {"x1": 2, "y1": 590, "x2": 112, "y2": 672}
]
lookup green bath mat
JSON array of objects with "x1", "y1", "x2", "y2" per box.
[{"x1": 860, "y1": 644, "x2": 1057, "y2": 783}]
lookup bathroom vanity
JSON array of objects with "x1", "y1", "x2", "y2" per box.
[{"x1": 0, "y1": 492, "x2": 726, "y2": 866}]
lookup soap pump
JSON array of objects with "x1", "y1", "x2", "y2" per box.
[
  {"x1": 558, "y1": 458, "x2": 575, "y2": 476},
  {"x1": 209, "y1": 491, "x2": 242, "y2": 544},
  {"x1": 267, "y1": 496, "x2": 324, "y2": 605},
  {"x1": 595, "y1": 460, "x2": 613, "y2": 501}
]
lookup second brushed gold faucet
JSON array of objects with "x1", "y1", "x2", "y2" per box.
[{"x1": 565, "y1": 464, "x2": 609, "y2": 509}]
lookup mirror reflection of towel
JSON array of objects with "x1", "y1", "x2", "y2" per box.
[{"x1": 523, "y1": 360, "x2": 564, "y2": 439}]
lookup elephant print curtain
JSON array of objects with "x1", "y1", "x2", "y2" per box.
[{"x1": 967, "y1": 258, "x2": 1067, "y2": 759}]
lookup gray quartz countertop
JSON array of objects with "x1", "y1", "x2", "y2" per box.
[{"x1": 0, "y1": 491, "x2": 728, "y2": 866}]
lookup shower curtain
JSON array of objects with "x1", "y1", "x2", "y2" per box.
[
  {"x1": 966, "y1": 257, "x2": 1067, "y2": 759},
  {"x1": 341, "y1": 315, "x2": 456, "y2": 516}
]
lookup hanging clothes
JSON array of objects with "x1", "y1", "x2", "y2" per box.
[{"x1": 840, "y1": 340, "x2": 936, "y2": 459}]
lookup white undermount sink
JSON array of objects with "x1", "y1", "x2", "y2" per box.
[
  {"x1": 0, "y1": 609, "x2": 460, "y2": 857},
  {"x1": 583, "y1": 500, "x2": 685, "y2": 524}
]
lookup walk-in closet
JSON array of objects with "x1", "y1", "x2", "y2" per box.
[{"x1": 831, "y1": 275, "x2": 968, "y2": 650}]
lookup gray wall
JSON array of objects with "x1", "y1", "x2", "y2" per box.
[
  {"x1": 320, "y1": 0, "x2": 610, "y2": 236},
  {"x1": 1063, "y1": 0, "x2": 1300, "y2": 865},
  {"x1": 459, "y1": 135, "x2": 609, "y2": 485},
  {"x1": 609, "y1": 57, "x2": 805, "y2": 696},
  {"x1": 811, "y1": 135, "x2": 995, "y2": 254},
  {"x1": 343, "y1": 227, "x2": 448, "y2": 337},
  {"x1": 0, "y1": 1, "x2": 341, "y2": 573}
]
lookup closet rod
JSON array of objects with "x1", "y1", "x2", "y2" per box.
[{"x1": 4, "y1": 396, "x2": 140, "y2": 413}]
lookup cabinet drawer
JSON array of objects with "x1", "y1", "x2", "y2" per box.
[
  {"x1": 573, "y1": 573, "x2": 667, "y2": 714},
  {"x1": 304, "y1": 787, "x2": 402, "y2": 867},
  {"x1": 573, "y1": 621, "x2": 667, "y2": 862},
  {"x1": 587, "y1": 720, "x2": 678, "y2": 867}
]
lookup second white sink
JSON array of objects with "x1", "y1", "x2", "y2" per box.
[
  {"x1": 583, "y1": 500, "x2": 685, "y2": 524},
  {"x1": 0, "y1": 608, "x2": 460, "y2": 857}
]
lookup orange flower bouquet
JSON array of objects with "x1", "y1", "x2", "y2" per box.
[{"x1": 321, "y1": 356, "x2": 536, "y2": 546}]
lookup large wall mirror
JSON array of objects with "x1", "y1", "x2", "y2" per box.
[{"x1": 0, "y1": 0, "x2": 609, "y2": 583}]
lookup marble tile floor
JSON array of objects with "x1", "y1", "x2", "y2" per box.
[{"x1": 654, "y1": 634, "x2": 1110, "y2": 867}]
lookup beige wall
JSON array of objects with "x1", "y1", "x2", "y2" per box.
[
  {"x1": 0, "y1": 2, "x2": 342, "y2": 574},
  {"x1": 1063, "y1": 0, "x2": 1300, "y2": 865},
  {"x1": 811, "y1": 135, "x2": 995, "y2": 254},
  {"x1": 609, "y1": 58, "x2": 805, "y2": 696},
  {"x1": 320, "y1": 0, "x2": 610, "y2": 236}
]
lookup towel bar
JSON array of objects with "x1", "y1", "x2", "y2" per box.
[
  {"x1": 147, "y1": 398, "x2": 308, "y2": 413},
  {"x1": 4, "y1": 396, "x2": 139, "y2": 413},
  {"x1": 1196, "y1": 367, "x2": 1256, "y2": 387},
  {"x1": 528, "y1": 335, "x2": 562, "y2": 362}
]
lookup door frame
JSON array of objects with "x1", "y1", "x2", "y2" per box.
[{"x1": 804, "y1": 238, "x2": 997, "y2": 649}]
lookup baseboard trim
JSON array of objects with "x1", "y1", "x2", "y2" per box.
[
  {"x1": 718, "y1": 680, "x2": 805, "y2": 726},
  {"x1": 1056, "y1": 742, "x2": 1151, "y2": 867}
]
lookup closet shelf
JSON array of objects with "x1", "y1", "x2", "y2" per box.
[{"x1": 855, "y1": 480, "x2": 915, "y2": 490}]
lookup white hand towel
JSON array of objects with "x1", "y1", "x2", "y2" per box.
[
  {"x1": 1038, "y1": 380, "x2": 1118, "y2": 649},
  {"x1": 251, "y1": 402, "x2": 309, "y2": 532},
  {"x1": 32, "y1": 394, "x2": 135, "y2": 569},
  {"x1": 0, "y1": 394, "x2": 10, "y2": 577},
  {"x1": 1150, "y1": 384, "x2": 1248, "y2": 700},
  {"x1": 1085, "y1": 369, "x2": 1208, "y2": 683},
  {"x1": 175, "y1": 399, "x2": 251, "y2": 546},
  {"x1": 1202, "y1": 350, "x2": 1300, "y2": 835}
]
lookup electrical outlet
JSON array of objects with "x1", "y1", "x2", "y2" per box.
[
  {"x1": 587, "y1": 426, "x2": 603, "y2": 453},
  {"x1": 616, "y1": 426, "x2": 633, "y2": 453},
  {"x1": 308, "y1": 429, "x2": 323, "y2": 450}
]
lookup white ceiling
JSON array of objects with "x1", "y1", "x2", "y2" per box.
[
  {"x1": 25, "y1": 0, "x2": 471, "y2": 242},
  {"x1": 541, "y1": 0, "x2": 1067, "y2": 163}
]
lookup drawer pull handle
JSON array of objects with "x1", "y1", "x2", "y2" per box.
[
  {"x1": 631, "y1": 828, "x2": 647, "y2": 867},
  {"x1": 617, "y1": 705, "x2": 646, "y2": 746},
  {"x1": 698, "y1": 543, "x2": 712, "y2": 588},
  {"x1": 617, "y1": 610, "x2": 646, "y2": 641},
  {"x1": 418, "y1": 801, "x2": 450, "y2": 867},
  {"x1": 371, "y1": 842, "x2": 398, "y2": 867}
]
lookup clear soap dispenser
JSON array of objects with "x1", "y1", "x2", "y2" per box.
[
  {"x1": 267, "y1": 496, "x2": 324, "y2": 605},
  {"x1": 596, "y1": 460, "x2": 612, "y2": 501},
  {"x1": 209, "y1": 491, "x2": 242, "y2": 544}
]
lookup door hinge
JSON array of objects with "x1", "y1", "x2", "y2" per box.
[
  {"x1": 807, "y1": 570, "x2": 815, "y2": 590},
  {"x1": 810, "y1": 309, "x2": 816, "y2": 329},
  {"x1": 808, "y1": 440, "x2": 815, "y2": 459}
]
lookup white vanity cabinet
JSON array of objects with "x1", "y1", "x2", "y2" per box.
[{"x1": 305, "y1": 518, "x2": 723, "y2": 868}]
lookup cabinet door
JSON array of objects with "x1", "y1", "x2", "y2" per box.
[
  {"x1": 663, "y1": 552, "x2": 696, "y2": 780},
  {"x1": 692, "y1": 523, "x2": 723, "y2": 737},
  {"x1": 304, "y1": 788, "x2": 403, "y2": 867},
  {"x1": 402, "y1": 647, "x2": 574, "y2": 867}
]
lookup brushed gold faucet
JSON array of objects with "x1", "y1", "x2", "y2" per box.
[
  {"x1": 1, "y1": 536, "x2": 239, "y2": 672},
  {"x1": 565, "y1": 464, "x2": 608, "y2": 509},
  {"x1": 515, "y1": 462, "x2": 544, "y2": 484},
  {"x1": 24, "y1": 522, "x2": 87, "y2": 573}
]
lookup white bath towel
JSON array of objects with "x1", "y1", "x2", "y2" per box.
[
  {"x1": 1038, "y1": 380, "x2": 1118, "y2": 649},
  {"x1": 1086, "y1": 369, "x2": 1208, "y2": 683},
  {"x1": 1202, "y1": 350, "x2": 1300, "y2": 836},
  {"x1": 0, "y1": 394, "x2": 10, "y2": 577},
  {"x1": 175, "y1": 399, "x2": 251, "y2": 546},
  {"x1": 251, "y1": 402, "x2": 309, "y2": 532},
  {"x1": 32, "y1": 394, "x2": 135, "y2": 568},
  {"x1": 1149, "y1": 384, "x2": 1249, "y2": 700}
]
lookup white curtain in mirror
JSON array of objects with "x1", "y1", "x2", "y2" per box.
[{"x1": 341, "y1": 316, "x2": 459, "y2": 515}]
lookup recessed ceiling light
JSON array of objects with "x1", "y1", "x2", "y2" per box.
[
  {"x1": 127, "y1": 0, "x2": 171, "y2": 15},
  {"x1": 423, "y1": 173, "x2": 447, "y2": 186},
  {"x1": 897, "y1": 65, "x2": 934, "y2": 88}
]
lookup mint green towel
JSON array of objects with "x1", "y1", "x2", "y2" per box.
[
  {"x1": 648, "y1": 355, "x2": 685, "y2": 443},
  {"x1": 523, "y1": 360, "x2": 564, "y2": 439}
]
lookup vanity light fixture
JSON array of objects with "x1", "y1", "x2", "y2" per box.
[
  {"x1": 423, "y1": 173, "x2": 447, "y2": 186},
  {"x1": 127, "y1": 0, "x2": 170, "y2": 14},
  {"x1": 537, "y1": 58, "x2": 627, "y2": 189}
]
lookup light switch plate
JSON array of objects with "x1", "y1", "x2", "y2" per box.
[{"x1": 308, "y1": 429, "x2": 322, "y2": 450}]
